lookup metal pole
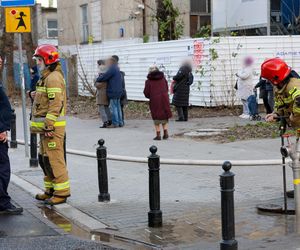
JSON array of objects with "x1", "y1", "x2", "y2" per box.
[
  {"x1": 18, "y1": 34, "x2": 29, "y2": 157},
  {"x1": 267, "y1": 0, "x2": 271, "y2": 35},
  {"x1": 148, "y1": 146, "x2": 162, "y2": 228},
  {"x1": 220, "y1": 161, "x2": 238, "y2": 250},
  {"x1": 97, "y1": 139, "x2": 110, "y2": 202},
  {"x1": 10, "y1": 109, "x2": 17, "y2": 148},
  {"x1": 280, "y1": 119, "x2": 288, "y2": 213},
  {"x1": 292, "y1": 139, "x2": 300, "y2": 219},
  {"x1": 29, "y1": 133, "x2": 38, "y2": 167}
]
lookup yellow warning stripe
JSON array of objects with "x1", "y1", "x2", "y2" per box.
[
  {"x1": 44, "y1": 181, "x2": 53, "y2": 188},
  {"x1": 30, "y1": 121, "x2": 66, "y2": 128},
  {"x1": 292, "y1": 90, "x2": 300, "y2": 100},
  {"x1": 53, "y1": 181, "x2": 70, "y2": 191},
  {"x1": 47, "y1": 88, "x2": 62, "y2": 93},
  {"x1": 294, "y1": 179, "x2": 300, "y2": 185},
  {"x1": 36, "y1": 86, "x2": 47, "y2": 93},
  {"x1": 46, "y1": 114, "x2": 58, "y2": 121}
]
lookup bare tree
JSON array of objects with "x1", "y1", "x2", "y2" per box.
[
  {"x1": 23, "y1": 32, "x2": 36, "y2": 68},
  {"x1": 0, "y1": 9, "x2": 14, "y2": 96},
  {"x1": 155, "y1": 0, "x2": 184, "y2": 41},
  {"x1": 67, "y1": 16, "x2": 96, "y2": 96},
  {"x1": 4, "y1": 33, "x2": 15, "y2": 96}
]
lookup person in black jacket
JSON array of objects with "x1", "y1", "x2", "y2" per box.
[
  {"x1": 172, "y1": 61, "x2": 194, "y2": 121},
  {"x1": 112, "y1": 55, "x2": 127, "y2": 125},
  {"x1": 255, "y1": 77, "x2": 273, "y2": 114},
  {"x1": 0, "y1": 57, "x2": 23, "y2": 215},
  {"x1": 28, "y1": 66, "x2": 39, "y2": 103}
]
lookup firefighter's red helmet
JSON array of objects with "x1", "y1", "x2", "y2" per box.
[
  {"x1": 261, "y1": 58, "x2": 291, "y2": 85},
  {"x1": 33, "y1": 44, "x2": 60, "y2": 65}
]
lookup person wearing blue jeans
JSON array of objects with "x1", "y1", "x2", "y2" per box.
[
  {"x1": 96, "y1": 57, "x2": 124, "y2": 128},
  {"x1": 110, "y1": 98, "x2": 123, "y2": 127}
]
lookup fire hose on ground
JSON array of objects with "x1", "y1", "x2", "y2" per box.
[{"x1": 14, "y1": 138, "x2": 287, "y2": 166}]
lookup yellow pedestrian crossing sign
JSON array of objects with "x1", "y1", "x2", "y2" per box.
[{"x1": 5, "y1": 7, "x2": 31, "y2": 33}]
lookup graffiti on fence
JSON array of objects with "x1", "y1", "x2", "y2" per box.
[
  {"x1": 193, "y1": 40, "x2": 204, "y2": 67},
  {"x1": 276, "y1": 51, "x2": 300, "y2": 57}
]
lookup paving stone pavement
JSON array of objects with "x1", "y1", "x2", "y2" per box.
[
  {"x1": 10, "y1": 108, "x2": 300, "y2": 249},
  {"x1": 11, "y1": 141, "x2": 300, "y2": 249}
]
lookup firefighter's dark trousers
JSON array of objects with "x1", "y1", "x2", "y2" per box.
[{"x1": 0, "y1": 142, "x2": 11, "y2": 210}]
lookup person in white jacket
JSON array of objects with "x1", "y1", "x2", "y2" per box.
[{"x1": 236, "y1": 57, "x2": 255, "y2": 119}]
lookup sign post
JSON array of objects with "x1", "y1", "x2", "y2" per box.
[{"x1": 4, "y1": 3, "x2": 34, "y2": 157}]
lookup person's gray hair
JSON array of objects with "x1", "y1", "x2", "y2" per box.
[{"x1": 148, "y1": 65, "x2": 159, "y2": 73}]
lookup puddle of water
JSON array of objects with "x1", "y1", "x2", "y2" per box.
[
  {"x1": 38, "y1": 202, "x2": 299, "y2": 249},
  {"x1": 128, "y1": 205, "x2": 299, "y2": 247},
  {"x1": 40, "y1": 207, "x2": 160, "y2": 250}
]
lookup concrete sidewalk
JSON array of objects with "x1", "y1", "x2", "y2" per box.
[
  {"x1": 15, "y1": 107, "x2": 281, "y2": 160},
  {"x1": 10, "y1": 107, "x2": 300, "y2": 249},
  {"x1": 10, "y1": 149, "x2": 300, "y2": 249},
  {"x1": 0, "y1": 183, "x2": 119, "y2": 250}
]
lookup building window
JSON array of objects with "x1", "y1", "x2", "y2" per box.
[
  {"x1": 47, "y1": 19, "x2": 58, "y2": 38},
  {"x1": 190, "y1": 0, "x2": 211, "y2": 37},
  {"x1": 81, "y1": 4, "x2": 89, "y2": 43},
  {"x1": 271, "y1": 0, "x2": 281, "y2": 11},
  {"x1": 191, "y1": 0, "x2": 211, "y2": 14},
  {"x1": 190, "y1": 15, "x2": 211, "y2": 37}
]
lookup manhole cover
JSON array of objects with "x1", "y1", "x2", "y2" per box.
[{"x1": 257, "y1": 204, "x2": 283, "y2": 212}]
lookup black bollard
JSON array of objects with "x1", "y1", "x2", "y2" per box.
[
  {"x1": 29, "y1": 133, "x2": 38, "y2": 167},
  {"x1": 97, "y1": 139, "x2": 110, "y2": 202},
  {"x1": 10, "y1": 109, "x2": 17, "y2": 148},
  {"x1": 148, "y1": 146, "x2": 162, "y2": 228},
  {"x1": 220, "y1": 161, "x2": 238, "y2": 250}
]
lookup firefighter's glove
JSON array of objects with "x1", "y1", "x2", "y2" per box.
[{"x1": 43, "y1": 126, "x2": 54, "y2": 138}]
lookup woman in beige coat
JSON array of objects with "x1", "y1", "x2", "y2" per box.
[{"x1": 94, "y1": 60, "x2": 112, "y2": 128}]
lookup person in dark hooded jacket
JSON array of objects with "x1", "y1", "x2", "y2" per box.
[
  {"x1": 172, "y1": 62, "x2": 193, "y2": 121},
  {"x1": 0, "y1": 56, "x2": 23, "y2": 215},
  {"x1": 144, "y1": 66, "x2": 172, "y2": 140},
  {"x1": 28, "y1": 66, "x2": 39, "y2": 103},
  {"x1": 112, "y1": 55, "x2": 127, "y2": 125}
]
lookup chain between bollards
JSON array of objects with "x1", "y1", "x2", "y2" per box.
[
  {"x1": 220, "y1": 161, "x2": 238, "y2": 250},
  {"x1": 10, "y1": 109, "x2": 17, "y2": 149},
  {"x1": 148, "y1": 146, "x2": 162, "y2": 228},
  {"x1": 97, "y1": 139, "x2": 110, "y2": 202}
]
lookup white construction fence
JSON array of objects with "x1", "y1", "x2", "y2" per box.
[{"x1": 60, "y1": 36, "x2": 300, "y2": 107}]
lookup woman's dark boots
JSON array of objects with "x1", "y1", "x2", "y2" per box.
[
  {"x1": 153, "y1": 131, "x2": 161, "y2": 140},
  {"x1": 163, "y1": 130, "x2": 169, "y2": 140}
]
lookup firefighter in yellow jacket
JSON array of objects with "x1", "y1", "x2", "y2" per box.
[
  {"x1": 262, "y1": 58, "x2": 300, "y2": 129},
  {"x1": 31, "y1": 44, "x2": 70, "y2": 205}
]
